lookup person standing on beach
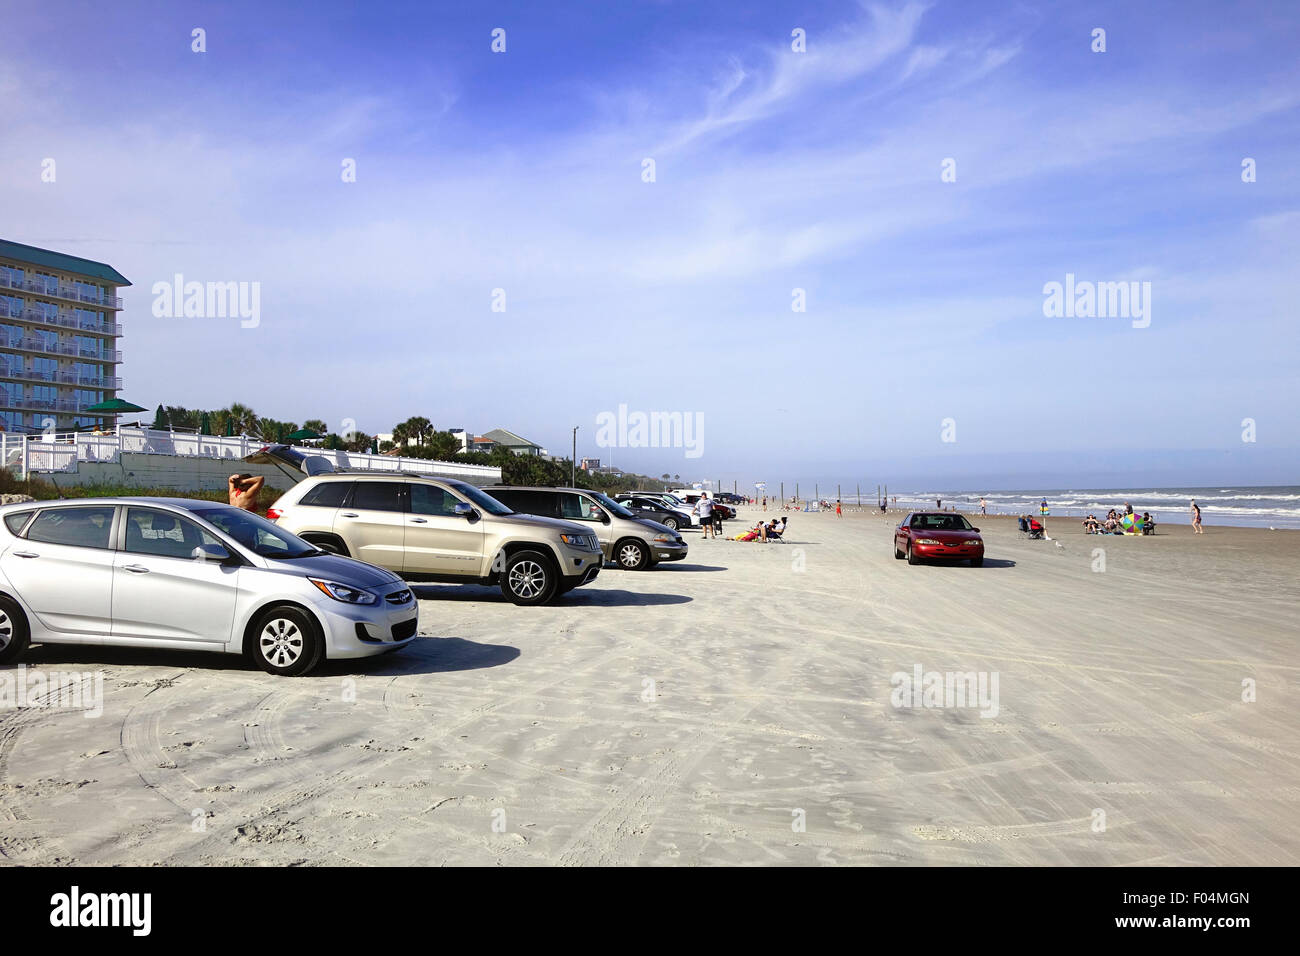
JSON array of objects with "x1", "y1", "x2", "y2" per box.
[
  {"x1": 1191, "y1": 500, "x2": 1203, "y2": 534},
  {"x1": 980, "y1": 497, "x2": 987, "y2": 515},
  {"x1": 836, "y1": 499, "x2": 842, "y2": 517},
  {"x1": 228, "y1": 473, "x2": 265, "y2": 513},
  {"x1": 695, "y1": 494, "x2": 715, "y2": 539}
]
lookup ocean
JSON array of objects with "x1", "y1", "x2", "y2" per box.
[{"x1": 851, "y1": 487, "x2": 1300, "y2": 529}]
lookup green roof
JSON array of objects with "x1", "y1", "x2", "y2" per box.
[{"x1": 0, "y1": 239, "x2": 131, "y2": 286}]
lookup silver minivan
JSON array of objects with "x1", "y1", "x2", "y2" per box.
[{"x1": 486, "y1": 486, "x2": 688, "y2": 570}]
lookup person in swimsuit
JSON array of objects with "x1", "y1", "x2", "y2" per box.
[
  {"x1": 228, "y1": 473, "x2": 265, "y2": 513},
  {"x1": 1191, "y1": 500, "x2": 1203, "y2": 534}
]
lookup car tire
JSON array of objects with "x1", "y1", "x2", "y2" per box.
[
  {"x1": 894, "y1": 541, "x2": 904, "y2": 559},
  {"x1": 970, "y1": 557, "x2": 984, "y2": 567},
  {"x1": 616, "y1": 539, "x2": 651, "y2": 570},
  {"x1": 662, "y1": 516, "x2": 679, "y2": 531},
  {"x1": 501, "y1": 550, "x2": 559, "y2": 605},
  {"x1": 0, "y1": 595, "x2": 31, "y2": 665},
  {"x1": 907, "y1": 543, "x2": 920, "y2": 565},
  {"x1": 304, "y1": 534, "x2": 349, "y2": 557},
  {"x1": 250, "y1": 606, "x2": 325, "y2": 676}
]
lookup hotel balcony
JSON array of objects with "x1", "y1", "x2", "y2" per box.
[
  {"x1": 1, "y1": 335, "x2": 122, "y2": 363},
  {"x1": 0, "y1": 367, "x2": 123, "y2": 389},
  {"x1": 0, "y1": 299, "x2": 123, "y2": 336},
  {"x1": 0, "y1": 272, "x2": 123, "y2": 310}
]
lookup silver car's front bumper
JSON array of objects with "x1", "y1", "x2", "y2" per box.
[{"x1": 316, "y1": 589, "x2": 419, "y2": 659}]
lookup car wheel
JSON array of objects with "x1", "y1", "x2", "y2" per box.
[
  {"x1": 501, "y1": 550, "x2": 558, "y2": 605},
  {"x1": 304, "y1": 534, "x2": 349, "y2": 556},
  {"x1": 907, "y1": 542, "x2": 920, "y2": 565},
  {"x1": 616, "y1": 539, "x2": 650, "y2": 570},
  {"x1": 0, "y1": 596, "x2": 31, "y2": 665},
  {"x1": 970, "y1": 557, "x2": 984, "y2": 567},
  {"x1": 662, "y1": 516, "x2": 679, "y2": 531},
  {"x1": 251, "y1": 606, "x2": 324, "y2": 676},
  {"x1": 894, "y1": 540, "x2": 904, "y2": 559}
]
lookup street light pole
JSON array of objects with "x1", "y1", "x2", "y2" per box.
[{"x1": 571, "y1": 426, "x2": 578, "y2": 486}]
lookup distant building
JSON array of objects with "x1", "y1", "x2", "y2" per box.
[
  {"x1": 0, "y1": 239, "x2": 129, "y2": 433},
  {"x1": 482, "y1": 427, "x2": 547, "y2": 456}
]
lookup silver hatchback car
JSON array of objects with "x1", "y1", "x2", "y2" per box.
[{"x1": 0, "y1": 498, "x2": 418, "y2": 676}]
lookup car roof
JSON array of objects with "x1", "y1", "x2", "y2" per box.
[{"x1": 0, "y1": 496, "x2": 236, "y2": 512}]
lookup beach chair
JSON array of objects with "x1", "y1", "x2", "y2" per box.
[{"x1": 768, "y1": 518, "x2": 789, "y2": 543}]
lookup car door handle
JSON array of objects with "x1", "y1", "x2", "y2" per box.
[
  {"x1": 340, "y1": 512, "x2": 359, "y2": 518},
  {"x1": 123, "y1": 564, "x2": 150, "y2": 573},
  {"x1": 12, "y1": 550, "x2": 39, "y2": 558},
  {"x1": 409, "y1": 517, "x2": 427, "y2": 523}
]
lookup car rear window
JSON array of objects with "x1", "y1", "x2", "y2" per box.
[
  {"x1": 3, "y1": 510, "x2": 33, "y2": 535},
  {"x1": 350, "y1": 482, "x2": 405, "y2": 513},
  {"x1": 25, "y1": 506, "x2": 115, "y2": 549},
  {"x1": 299, "y1": 481, "x2": 352, "y2": 507}
]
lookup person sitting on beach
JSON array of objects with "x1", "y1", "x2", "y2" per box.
[
  {"x1": 1017, "y1": 515, "x2": 1029, "y2": 533},
  {"x1": 1104, "y1": 515, "x2": 1119, "y2": 533},
  {"x1": 1142, "y1": 512, "x2": 1155, "y2": 535},
  {"x1": 1082, "y1": 514, "x2": 1097, "y2": 534}
]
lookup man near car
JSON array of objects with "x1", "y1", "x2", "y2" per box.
[
  {"x1": 695, "y1": 495, "x2": 715, "y2": 539},
  {"x1": 228, "y1": 473, "x2": 265, "y2": 513}
]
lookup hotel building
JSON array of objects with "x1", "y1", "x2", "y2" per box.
[{"x1": 0, "y1": 239, "x2": 128, "y2": 432}]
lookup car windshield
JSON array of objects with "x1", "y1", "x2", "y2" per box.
[
  {"x1": 445, "y1": 480, "x2": 514, "y2": 516},
  {"x1": 191, "y1": 506, "x2": 321, "y2": 557},
  {"x1": 590, "y1": 491, "x2": 635, "y2": 519},
  {"x1": 659, "y1": 494, "x2": 682, "y2": 506},
  {"x1": 911, "y1": 514, "x2": 974, "y2": 531}
]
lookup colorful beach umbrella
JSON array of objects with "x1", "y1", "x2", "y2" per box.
[{"x1": 1121, "y1": 513, "x2": 1144, "y2": 534}]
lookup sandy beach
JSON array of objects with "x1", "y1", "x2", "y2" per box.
[{"x1": 2, "y1": 507, "x2": 1297, "y2": 866}]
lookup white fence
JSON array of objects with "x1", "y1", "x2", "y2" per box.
[{"x1": 1, "y1": 427, "x2": 501, "y2": 484}]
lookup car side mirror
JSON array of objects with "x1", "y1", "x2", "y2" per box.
[
  {"x1": 600, "y1": 512, "x2": 611, "y2": 524},
  {"x1": 454, "y1": 502, "x2": 475, "y2": 518},
  {"x1": 194, "y1": 542, "x2": 232, "y2": 562},
  {"x1": 972, "y1": 527, "x2": 980, "y2": 532}
]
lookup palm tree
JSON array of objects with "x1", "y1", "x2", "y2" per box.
[
  {"x1": 224, "y1": 402, "x2": 259, "y2": 435},
  {"x1": 303, "y1": 419, "x2": 329, "y2": 437},
  {"x1": 391, "y1": 422, "x2": 412, "y2": 448},
  {"x1": 404, "y1": 416, "x2": 432, "y2": 446}
]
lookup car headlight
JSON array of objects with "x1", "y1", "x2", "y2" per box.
[
  {"x1": 308, "y1": 578, "x2": 378, "y2": 604},
  {"x1": 914, "y1": 538, "x2": 942, "y2": 545},
  {"x1": 652, "y1": 534, "x2": 675, "y2": 543},
  {"x1": 559, "y1": 533, "x2": 596, "y2": 549}
]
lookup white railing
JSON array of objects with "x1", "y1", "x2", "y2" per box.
[{"x1": 0, "y1": 426, "x2": 502, "y2": 484}]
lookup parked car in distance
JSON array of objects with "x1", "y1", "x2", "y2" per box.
[
  {"x1": 614, "y1": 494, "x2": 688, "y2": 530},
  {"x1": 894, "y1": 512, "x2": 985, "y2": 566},
  {"x1": 487, "y1": 486, "x2": 687, "y2": 569},
  {"x1": 0, "y1": 497, "x2": 418, "y2": 676},
  {"x1": 252, "y1": 446, "x2": 603, "y2": 605}
]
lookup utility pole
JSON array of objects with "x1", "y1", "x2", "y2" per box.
[{"x1": 571, "y1": 426, "x2": 578, "y2": 486}]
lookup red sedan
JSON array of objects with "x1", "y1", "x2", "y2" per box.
[{"x1": 894, "y1": 512, "x2": 985, "y2": 566}]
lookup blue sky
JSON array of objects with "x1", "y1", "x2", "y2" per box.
[{"x1": 3, "y1": 0, "x2": 1298, "y2": 489}]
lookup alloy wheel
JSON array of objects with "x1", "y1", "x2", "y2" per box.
[{"x1": 509, "y1": 560, "x2": 546, "y2": 598}]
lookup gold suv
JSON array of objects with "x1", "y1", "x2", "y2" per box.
[{"x1": 264, "y1": 470, "x2": 603, "y2": 606}]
